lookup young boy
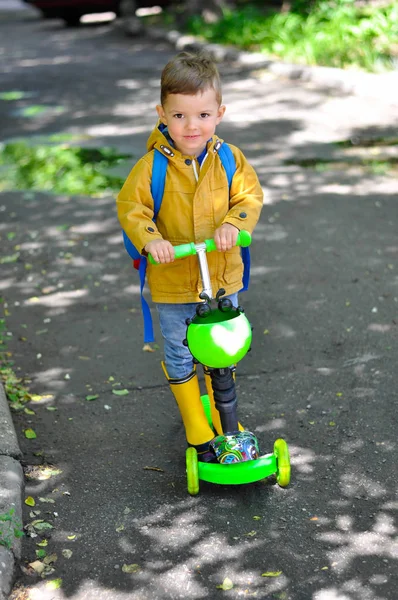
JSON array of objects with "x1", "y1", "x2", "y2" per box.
[{"x1": 117, "y1": 51, "x2": 263, "y2": 461}]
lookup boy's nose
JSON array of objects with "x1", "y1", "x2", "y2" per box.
[{"x1": 186, "y1": 118, "x2": 197, "y2": 130}]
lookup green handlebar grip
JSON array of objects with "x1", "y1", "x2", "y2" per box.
[
  {"x1": 237, "y1": 229, "x2": 252, "y2": 247},
  {"x1": 204, "y1": 230, "x2": 251, "y2": 253},
  {"x1": 148, "y1": 230, "x2": 251, "y2": 263},
  {"x1": 174, "y1": 242, "x2": 198, "y2": 260},
  {"x1": 148, "y1": 242, "x2": 197, "y2": 264}
]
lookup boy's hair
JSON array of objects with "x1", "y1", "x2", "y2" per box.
[{"x1": 160, "y1": 52, "x2": 222, "y2": 106}]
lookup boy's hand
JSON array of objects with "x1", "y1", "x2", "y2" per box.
[
  {"x1": 214, "y1": 223, "x2": 239, "y2": 252},
  {"x1": 144, "y1": 239, "x2": 175, "y2": 264}
]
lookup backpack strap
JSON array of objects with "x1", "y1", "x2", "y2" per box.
[
  {"x1": 140, "y1": 149, "x2": 168, "y2": 343},
  {"x1": 219, "y1": 143, "x2": 250, "y2": 292},
  {"x1": 151, "y1": 149, "x2": 168, "y2": 217},
  {"x1": 218, "y1": 142, "x2": 235, "y2": 188}
]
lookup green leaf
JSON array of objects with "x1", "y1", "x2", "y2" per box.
[
  {"x1": 0, "y1": 253, "x2": 20, "y2": 264},
  {"x1": 85, "y1": 394, "x2": 99, "y2": 401},
  {"x1": 122, "y1": 563, "x2": 140, "y2": 573},
  {"x1": 33, "y1": 521, "x2": 53, "y2": 531},
  {"x1": 46, "y1": 578, "x2": 62, "y2": 590},
  {"x1": 261, "y1": 571, "x2": 283, "y2": 577},
  {"x1": 112, "y1": 389, "x2": 129, "y2": 396},
  {"x1": 24, "y1": 428, "x2": 37, "y2": 439},
  {"x1": 216, "y1": 577, "x2": 234, "y2": 590},
  {"x1": 0, "y1": 91, "x2": 26, "y2": 100}
]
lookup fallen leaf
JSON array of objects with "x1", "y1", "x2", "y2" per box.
[
  {"x1": 216, "y1": 577, "x2": 234, "y2": 590},
  {"x1": 261, "y1": 571, "x2": 282, "y2": 577},
  {"x1": 25, "y1": 496, "x2": 36, "y2": 507},
  {"x1": 43, "y1": 553, "x2": 58, "y2": 565},
  {"x1": 112, "y1": 389, "x2": 129, "y2": 396},
  {"x1": 85, "y1": 394, "x2": 99, "y2": 401},
  {"x1": 36, "y1": 549, "x2": 47, "y2": 559},
  {"x1": 253, "y1": 516, "x2": 261, "y2": 520},
  {"x1": 36, "y1": 539, "x2": 48, "y2": 547},
  {"x1": 0, "y1": 253, "x2": 20, "y2": 264},
  {"x1": 67, "y1": 535, "x2": 76, "y2": 540},
  {"x1": 46, "y1": 578, "x2": 62, "y2": 590},
  {"x1": 142, "y1": 343, "x2": 156, "y2": 352},
  {"x1": 28, "y1": 560, "x2": 45, "y2": 575},
  {"x1": 245, "y1": 530, "x2": 257, "y2": 537},
  {"x1": 31, "y1": 394, "x2": 54, "y2": 402},
  {"x1": 122, "y1": 563, "x2": 140, "y2": 573},
  {"x1": 24, "y1": 428, "x2": 37, "y2": 439},
  {"x1": 39, "y1": 497, "x2": 55, "y2": 504},
  {"x1": 24, "y1": 408, "x2": 35, "y2": 415},
  {"x1": 116, "y1": 525, "x2": 125, "y2": 532},
  {"x1": 143, "y1": 466, "x2": 164, "y2": 472},
  {"x1": 33, "y1": 521, "x2": 53, "y2": 531},
  {"x1": 42, "y1": 566, "x2": 56, "y2": 578},
  {"x1": 62, "y1": 549, "x2": 73, "y2": 559}
]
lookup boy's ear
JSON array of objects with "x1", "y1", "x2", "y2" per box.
[
  {"x1": 156, "y1": 104, "x2": 166, "y2": 123},
  {"x1": 216, "y1": 104, "x2": 226, "y2": 124}
]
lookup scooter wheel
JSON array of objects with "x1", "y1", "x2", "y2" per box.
[
  {"x1": 186, "y1": 447, "x2": 199, "y2": 496},
  {"x1": 274, "y1": 438, "x2": 290, "y2": 488}
]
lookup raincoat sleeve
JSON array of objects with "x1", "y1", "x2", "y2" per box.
[
  {"x1": 116, "y1": 153, "x2": 164, "y2": 255},
  {"x1": 222, "y1": 145, "x2": 263, "y2": 234}
]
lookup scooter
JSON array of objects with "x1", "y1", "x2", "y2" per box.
[{"x1": 149, "y1": 231, "x2": 290, "y2": 495}]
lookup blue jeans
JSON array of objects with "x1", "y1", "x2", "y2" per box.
[{"x1": 156, "y1": 293, "x2": 239, "y2": 380}]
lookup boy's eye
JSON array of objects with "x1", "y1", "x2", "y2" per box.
[
  {"x1": 200, "y1": 113, "x2": 210, "y2": 118},
  {"x1": 173, "y1": 114, "x2": 183, "y2": 119}
]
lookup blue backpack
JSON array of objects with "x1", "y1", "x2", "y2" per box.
[{"x1": 122, "y1": 143, "x2": 250, "y2": 343}]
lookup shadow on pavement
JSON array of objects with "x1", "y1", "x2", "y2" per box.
[{"x1": 1, "y1": 9, "x2": 398, "y2": 600}]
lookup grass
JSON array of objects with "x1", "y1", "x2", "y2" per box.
[
  {"x1": 0, "y1": 141, "x2": 131, "y2": 196},
  {"x1": 185, "y1": 0, "x2": 398, "y2": 72}
]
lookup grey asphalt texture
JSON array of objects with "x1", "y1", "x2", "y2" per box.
[{"x1": 1, "y1": 2, "x2": 398, "y2": 599}]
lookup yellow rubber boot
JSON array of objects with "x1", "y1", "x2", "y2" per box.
[
  {"x1": 162, "y1": 362, "x2": 214, "y2": 452},
  {"x1": 204, "y1": 367, "x2": 244, "y2": 435}
]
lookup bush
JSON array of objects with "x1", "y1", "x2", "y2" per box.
[{"x1": 186, "y1": 0, "x2": 398, "y2": 72}]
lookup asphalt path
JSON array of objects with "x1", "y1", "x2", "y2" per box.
[{"x1": 1, "y1": 5, "x2": 398, "y2": 600}]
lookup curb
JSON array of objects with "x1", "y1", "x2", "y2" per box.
[
  {"x1": 144, "y1": 26, "x2": 398, "y2": 102},
  {"x1": 0, "y1": 384, "x2": 23, "y2": 600}
]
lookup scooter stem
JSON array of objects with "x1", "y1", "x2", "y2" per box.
[
  {"x1": 210, "y1": 368, "x2": 239, "y2": 434},
  {"x1": 196, "y1": 243, "x2": 213, "y2": 300}
]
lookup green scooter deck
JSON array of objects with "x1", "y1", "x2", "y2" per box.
[{"x1": 198, "y1": 453, "x2": 277, "y2": 485}]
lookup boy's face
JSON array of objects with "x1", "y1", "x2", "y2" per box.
[{"x1": 156, "y1": 88, "x2": 225, "y2": 157}]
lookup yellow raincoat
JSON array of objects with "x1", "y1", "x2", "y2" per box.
[{"x1": 117, "y1": 123, "x2": 263, "y2": 303}]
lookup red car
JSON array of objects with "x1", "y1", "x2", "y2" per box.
[{"x1": 23, "y1": 0, "x2": 172, "y2": 26}]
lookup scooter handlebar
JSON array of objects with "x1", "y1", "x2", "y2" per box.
[{"x1": 148, "y1": 230, "x2": 251, "y2": 264}]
